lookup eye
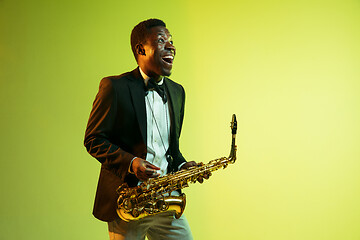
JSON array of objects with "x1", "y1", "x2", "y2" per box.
[
  {"x1": 169, "y1": 40, "x2": 174, "y2": 45},
  {"x1": 158, "y1": 38, "x2": 165, "y2": 43}
]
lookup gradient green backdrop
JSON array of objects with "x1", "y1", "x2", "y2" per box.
[{"x1": 1, "y1": 0, "x2": 359, "y2": 239}]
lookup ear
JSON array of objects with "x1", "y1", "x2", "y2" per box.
[{"x1": 135, "y1": 44, "x2": 146, "y2": 56}]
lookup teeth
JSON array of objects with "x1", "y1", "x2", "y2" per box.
[{"x1": 162, "y1": 55, "x2": 174, "y2": 64}]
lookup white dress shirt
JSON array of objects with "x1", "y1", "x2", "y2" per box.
[{"x1": 140, "y1": 68, "x2": 171, "y2": 177}]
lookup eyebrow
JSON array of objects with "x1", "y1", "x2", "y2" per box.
[{"x1": 157, "y1": 33, "x2": 172, "y2": 38}]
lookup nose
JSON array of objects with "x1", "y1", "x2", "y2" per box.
[{"x1": 165, "y1": 41, "x2": 176, "y2": 55}]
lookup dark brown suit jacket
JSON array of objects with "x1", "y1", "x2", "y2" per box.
[{"x1": 84, "y1": 68, "x2": 186, "y2": 222}]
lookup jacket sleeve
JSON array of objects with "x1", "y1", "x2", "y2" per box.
[{"x1": 84, "y1": 77, "x2": 134, "y2": 175}]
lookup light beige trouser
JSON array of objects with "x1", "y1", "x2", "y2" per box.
[{"x1": 108, "y1": 212, "x2": 193, "y2": 240}]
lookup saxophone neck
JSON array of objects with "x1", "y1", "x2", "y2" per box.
[{"x1": 228, "y1": 114, "x2": 237, "y2": 163}]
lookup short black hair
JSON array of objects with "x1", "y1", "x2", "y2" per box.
[{"x1": 130, "y1": 19, "x2": 166, "y2": 61}]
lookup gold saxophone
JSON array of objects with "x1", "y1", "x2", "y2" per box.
[{"x1": 116, "y1": 114, "x2": 238, "y2": 221}]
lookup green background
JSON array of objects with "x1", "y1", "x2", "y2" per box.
[{"x1": 1, "y1": 0, "x2": 360, "y2": 239}]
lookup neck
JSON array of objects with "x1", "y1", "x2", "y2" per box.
[
  {"x1": 152, "y1": 76, "x2": 162, "y2": 83},
  {"x1": 138, "y1": 66, "x2": 162, "y2": 81},
  {"x1": 139, "y1": 67, "x2": 163, "y2": 85}
]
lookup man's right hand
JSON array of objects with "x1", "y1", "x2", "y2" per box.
[{"x1": 131, "y1": 157, "x2": 161, "y2": 181}]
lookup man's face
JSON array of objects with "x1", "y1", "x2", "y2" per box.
[{"x1": 139, "y1": 26, "x2": 176, "y2": 79}]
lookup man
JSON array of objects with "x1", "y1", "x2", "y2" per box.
[{"x1": 84, "y1": 19, "x2": 203, "y2": 240}]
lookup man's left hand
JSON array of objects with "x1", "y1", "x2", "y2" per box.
[{"x1": 180, "y1": 161, "x2": 211, "y2": 183}]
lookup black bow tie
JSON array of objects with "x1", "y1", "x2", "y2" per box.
[{"x1": 146, "y1": 78, "x2": 167, "y2": 103}]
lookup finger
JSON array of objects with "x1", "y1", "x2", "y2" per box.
[
  {"x1": 145, "y1": 168, "x2": 157, "y2": 175},
  {"x1": 186, "y1": 161, "x2": 197, "y2": 168},
  {"x1": 149, "y1": 172, "x2": 160, "y2": 178},
  {"x1": 184, "y1": 161, "x2": 194, "y2": 165},
  {"x1": 145, "y1": 162, "x2": 161, "y2": 170},
  {"x1": 145, "y1": 168, "x2": 161, "y2": 178},
  {"x1": 137, "y1": 174, "x2": 149, "y2": 181}
]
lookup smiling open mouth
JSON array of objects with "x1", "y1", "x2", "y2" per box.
[{"x1": 162, "y1": 55, "x2": 174, "y2": 64}]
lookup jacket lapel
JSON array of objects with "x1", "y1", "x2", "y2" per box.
[
  {"x1": 128, "y1": 68, "x2": 147, "y2": 144},
  {"x1": 164, "y1": 78, "x2": 181, "y2": 138},
  {"x1": 127, "y1": 70, "x2": 182, "y2": 150}
]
